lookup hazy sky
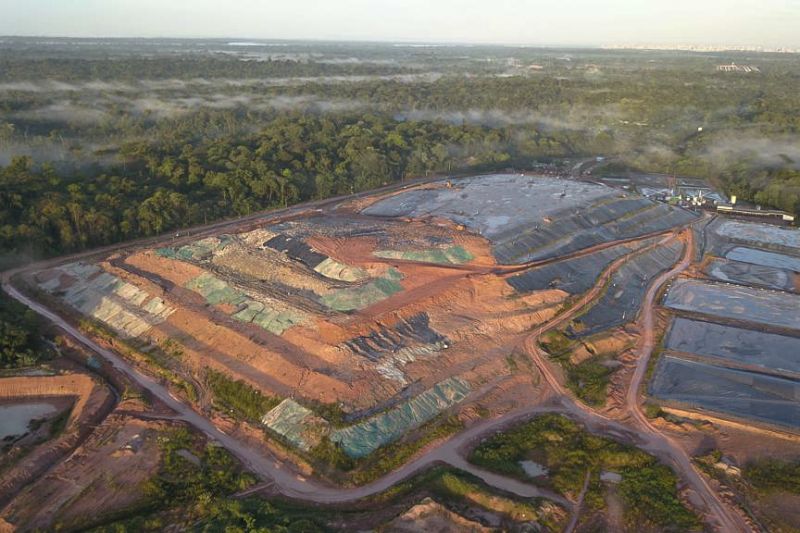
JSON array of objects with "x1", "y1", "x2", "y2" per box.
[{"x1": 1, "y1": 0, "x2": 799, "y2": 47}]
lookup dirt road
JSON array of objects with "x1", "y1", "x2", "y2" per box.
[
  {"x1": 2, "y1": 282, "x2": 571, "y2": 507},
  {"x1": 522, "y1": 227, "x2": 751, "y2": 532},
  {"x1": 624, "y1": 231, "x2": 751, "y2": 532}
]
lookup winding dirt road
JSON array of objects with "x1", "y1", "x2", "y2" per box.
[
  {"x1": 624, "y1": 231, "x2": 751, "y2": 532},
  {"x1": 2, "y1": 283, "x2": 570, "y2": 507},
  {"x1": 522, "y1": 227, "x2": 751, "y2": 532}
]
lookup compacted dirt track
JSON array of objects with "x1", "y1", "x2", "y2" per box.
[
  {"x1": 2, "y1": 282, "x2": 572, "y2": 508},
  {"x1": 523, "y1": 227, "x2": 751, "y2": 532}
]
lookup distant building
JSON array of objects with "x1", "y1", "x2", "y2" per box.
[
  {"x1": 717, "y1": 63, "x2": 760, "y2": 73},
  {"x1": 716, "y1": 203, "x2": 795, "y2": 223}
]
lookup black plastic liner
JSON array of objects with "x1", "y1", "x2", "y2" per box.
[
  {"x1": 666, "y1": 317, "x2": 800, "y2": 375},
  {"x1": 706, "y1": 259, "x2": 794, "y2": 292},
  {"x1": 569, "y1": 240, "x2": 684, "y2": 337},
  {"x1": 507, "y1": 239, "x2": 655, "y2": 295},
  {"x1": 263, "y1": 234, "x2": 327, "y2": 269},
  {"x1": 493, "y1": 200, "x2": 697, "y2": 264},
  {"x1": 344, "y1": 313, "x2": 446, "y2": 362},
  {"x1": 650, "y1": 355, "x2": 800, "y2": 430}
]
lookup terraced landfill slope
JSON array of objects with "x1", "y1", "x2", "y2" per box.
[
  {"x1": 507, "y1": 238, "x2": 658, "y2": 295},
  {"x1": 26, "y1": 174, "x2": 701, "y2": 458},
  {"x1": 569, "y1": 239, "x2": 684, "y2": 337}
]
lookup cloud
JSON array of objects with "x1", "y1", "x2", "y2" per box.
[
  {"x1": 394, "y1": 104, "x2": 624, "y2": 131},
  {"x1": 0, "y1": 72, "x2": 444, "y2": 94},
  {"x1": 702, "y1": 134, "x2": 800, "y2": 169},
  {"x1": 12, "y1": 102, "x2": 110, "y2": 124}
]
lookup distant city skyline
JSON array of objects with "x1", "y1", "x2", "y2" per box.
[{"x1": 1, "y1": 0, "x2": 799, "y2": 49}]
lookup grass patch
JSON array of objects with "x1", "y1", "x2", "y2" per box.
[
  {"x1": 469, "y1": 414, "x2": 699, "y2": 530},
  {"x1": 505, "y1": 353, "x2": 519, "y2": 372},
  {"x1": 301, "y1": 399, "x2": 348, "y2": 428},
  {"x1": 309, "y1": 435, "x2": 355, "y2": 472},
  {"x1": 743, "y1": 459, "x2": 800, "y2": 494},
  {"x1": 48, "y1": 406, "x2": 72, "y2": 437},
  {"x1": 432, "y1": 471, "x2": 544, "y2": 523},
  {"x1": 206, "y1": 369, "x2": 280, "y2": 423},
  {"x1": 644, "y1": 403, "x2": 665, "y2": 419},
  {"x1": 540, "y1": 330, "x2": 615, "y2": 406},
  {"x1": 347, "y1": 415, "x2": 464, "y2": 485},
  {"x1": 539, "y1": 330, "x2": 573, "y2": 359},
  {"x1": 565, "y1": 355, "x2": 614, "y2": 406}
]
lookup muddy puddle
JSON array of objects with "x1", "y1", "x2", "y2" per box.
[
  {"x1": 0, "y1": 401, "x2": 60, "y2": 440},
  {"x1": 519, "y1": 460, "x2": 548, "y2": 478}
]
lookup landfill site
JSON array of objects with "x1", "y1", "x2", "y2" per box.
[
  {"x1": 654, "y1": 218, "x2": 800, "y2": 431},
  {"x1": 3, "y1": 172, "x2": 800, "y2": 531}
]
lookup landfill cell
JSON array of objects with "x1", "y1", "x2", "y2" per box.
[
  {"x1": 665, "y1": 317, "x2": 800, "y2": 375},
  {"x1": 650, "y1": 356, "x2": 800, "y2": 429},
  {"x1": 664, "y1": 279, "x2": 800, "y2": 331},
  {"x1": 494, "y1": 201, "x2": 696, "y2": 264},
  {"x1": 363, "y1": 174, "x2": 616, "y2": 240},
  {"x1": 725, "y1": 247, "x2": 800, "y2": 273},
  {"x1": 706, "y1": 259, "x2": 793, "y2": 291},
  {"x1": 714, "y1": 220, "x2": 800, "y2": 252}
]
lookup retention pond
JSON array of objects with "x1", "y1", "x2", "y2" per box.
[{"x1": 0, "y1": 401, "x2": 60, "y2": 440}]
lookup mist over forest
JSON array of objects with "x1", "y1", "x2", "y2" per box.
[{"x1": 1, "y1": 37, "x2": 799, "y2": 265}]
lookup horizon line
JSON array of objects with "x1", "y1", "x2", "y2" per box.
[{"x1": 1, "y1": 34, "x2": 797, "y2": 53}]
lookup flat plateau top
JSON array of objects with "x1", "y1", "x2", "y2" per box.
[{"x1": 363, "y1": 174, "x2": 616, "y2": 238}]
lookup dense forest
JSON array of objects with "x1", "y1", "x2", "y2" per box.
[{"x1": 1, "y1": 38, "x2": 799, "y2": 265}]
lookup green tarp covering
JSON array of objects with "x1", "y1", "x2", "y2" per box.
[
  {"x1": 330, "y1": 377, "x2": 471, "y2": 458},
  {"x1": 320, "y1": 268, "x2": 403, "y2": 312},
  {"x1": 373, "y1": 246, "x2": 473, "y2": 265},
  {"x1": 185, "y1": 273, "x2": 304, "y2": 335},
  {"x1": 261, "y1": 399, "x2": 328, "y2": 451}
]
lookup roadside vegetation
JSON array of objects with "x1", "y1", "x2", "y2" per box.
[
  {"x1": 743, "y1": 459, "x2": 800, "y2": 494},
  {"x1": 91, "y1": 441, "x2": 564, "y2": 532},
  {"x1": 202, "y1": 365, "x2": 463, "y2": 488},
  {"x1": 347, "y1": 415, "x2": 464, "y2": 485},
  {"x1": 76, "y1": 315, "x2": 198, "y2": 401},
  {"x1": 0, "y1": 289, "x2": 49, "y2": 368},
  {"x1": 696, "y1": 451, "x2": 800, "y2": 532},
  {"x1": 368, "y1": 466, "x2": 565, "y2": 532},
  {"x1": 540, "y1": 330, "x2": 615, "y2": 406},
  {"x1": 88, "y1": 426, "x2": 264, "y2": 532},
  {"x1": 469, "y1": 414, "x2": 699, "y2": 531},
  {"x1": 205, "y1": 369, "x2": 280, "y2": 423}
]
